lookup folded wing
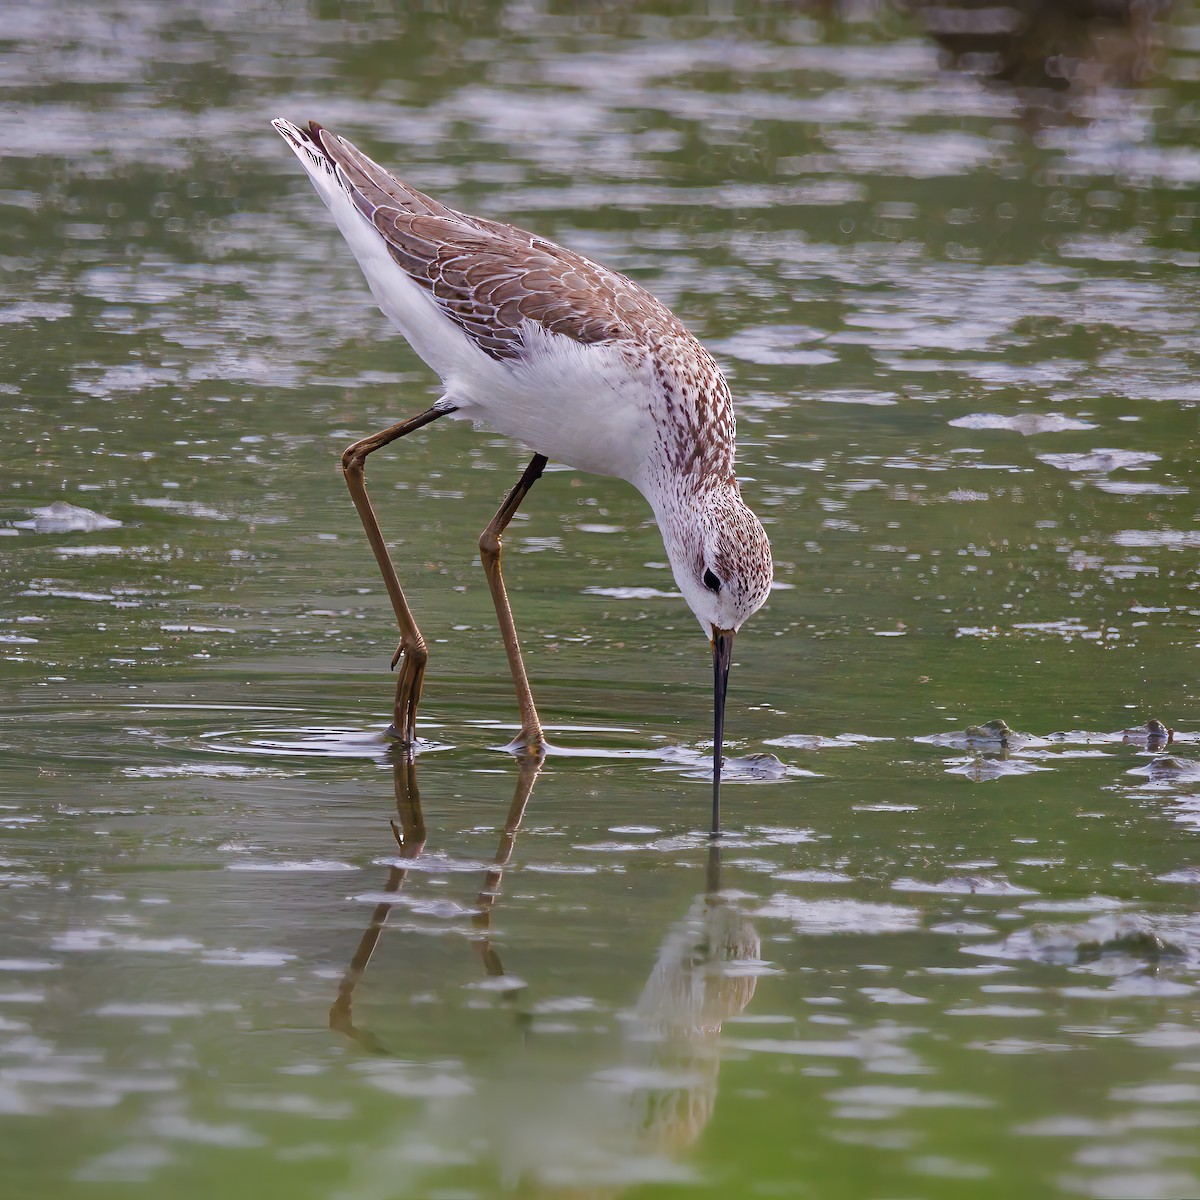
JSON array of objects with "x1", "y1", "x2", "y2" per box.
[{"x1": 306, "y1": 121, "x2": 683, "y2": 363}]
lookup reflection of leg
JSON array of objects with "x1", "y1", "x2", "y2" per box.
[
  {"x1": 329, "y1": 753, "x2": 427, "y2": 1052},
  {"x1": 472, "y1": 754, "x2": 542, "y2": 981},
  {"x1": 479, "y1": 454, "x2": 549, "y2": 754},
  {"x1": 390, "y1": 750, "x2": 427, "y2": 853},
  {"x1": 341, "y1": 404, "x2": 454, "y2": 744}
]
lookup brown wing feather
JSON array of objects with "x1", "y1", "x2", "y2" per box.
[
  {"x1": 308, "y1": 122, "x2": 471, "y2": 226},
  {"x1": 304, "y1": 121, "x2": 686, "y2": 363}
]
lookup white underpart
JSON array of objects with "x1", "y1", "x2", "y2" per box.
[
  {"x1": 456, "y1": 323, "x2": 656, "y2": 481},
  {"x1": 276, "y1": 121, "x2": 655, "y2": 482}
]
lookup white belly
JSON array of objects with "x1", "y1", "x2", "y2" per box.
[{"x1": 444, "y1": 325, "x2": 657, "y2": 483}]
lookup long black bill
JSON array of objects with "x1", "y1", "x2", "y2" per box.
[{"x1": 711, "y1": 628, "x2": 735, "y2": 836}]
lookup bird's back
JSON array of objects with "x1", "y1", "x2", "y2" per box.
[
  {"x1": 275, "y1": 119, "x2": 734, "y2": 484},
  {"x1": 279, "y1": 121, "x2": 690, "y2": 361}
]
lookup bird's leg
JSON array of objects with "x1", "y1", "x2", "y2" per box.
[
  {"x1": 479, "y1": 453, "x2": 549, "y2": 755},
  {"x1": 341, "y1": 404, "x2": 454, "y2": 744}
]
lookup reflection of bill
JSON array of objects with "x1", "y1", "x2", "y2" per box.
[{"x1": 329, "y1": 758, "x2": 763, "y2": 1195}]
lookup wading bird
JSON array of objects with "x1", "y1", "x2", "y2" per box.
[{"x1": 273, "y1": 119, "x2": 772, "y2": 831}]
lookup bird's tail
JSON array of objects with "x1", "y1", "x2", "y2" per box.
[
  {"x1": 272, "y1": 118, "x2": 467, "y2": 228},
  {"x1": 272, "y1": 118, "x2": 350, "y2": 216},
  {"x1": 271, "y1": 118, "x2": 328, "y2": 167}
]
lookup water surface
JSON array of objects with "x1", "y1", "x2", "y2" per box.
[{"x1": 3, "y1": 3, "x2": 1200, "y2": 1197}]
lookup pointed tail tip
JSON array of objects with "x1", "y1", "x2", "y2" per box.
[
  {"x1": 271, "y1": 118, "x2": 325, "y2": 147},
  {"x1": 271, "y1": 116, "x2": 301, "y2": 142}
]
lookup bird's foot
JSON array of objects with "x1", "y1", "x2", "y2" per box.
[
  {"x1": 387, "y1": 647, "x2": 426, "y2": 749},
  {"x1": 504, "y1": 727, "x2": 548, "y2": 761}
]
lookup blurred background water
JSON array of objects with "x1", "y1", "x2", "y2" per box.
[{"x1": 2, "y1": 2, "x2": 1200, "y2": 1197}]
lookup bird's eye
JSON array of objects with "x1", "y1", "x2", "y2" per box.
[{"x1": 702, "y1": 568, "x2": 722, "y2": 593}]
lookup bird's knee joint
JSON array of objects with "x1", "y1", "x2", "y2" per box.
[{"x1": 479, "y1": 529, "x2": 501, "y2": 561}]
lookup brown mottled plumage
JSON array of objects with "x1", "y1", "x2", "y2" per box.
[{"x1": 312, "y1": 122, "x2": 689, "y2": 358}]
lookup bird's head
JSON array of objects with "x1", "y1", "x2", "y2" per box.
[
  {"x1": 658, "y1": 482, "x2": 773, "y2": 833},
  {"x1": 666, "y1": 484, "x2": 773, "y2": 642}
]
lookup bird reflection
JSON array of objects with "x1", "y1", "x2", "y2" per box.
[
  {"x1": 619, "y1": 840, "x2": 761, "y2": 1160},
  {"x1": 329, "y1": 754, "x2": 762, "y2": 1194},
  {"x1": 328, "y1": 751, "x2": 540, "y2": 1053}
]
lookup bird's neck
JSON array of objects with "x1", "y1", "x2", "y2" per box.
[
  {"x1": 642, "y1": 469, "x2": 738, "y2": 566},
  {"x1": 635, "y1": 431, "x2": 735, "y2": 518},
  {"x1": 633, "y1": 344, "x2": 737, "y2": 491}
]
